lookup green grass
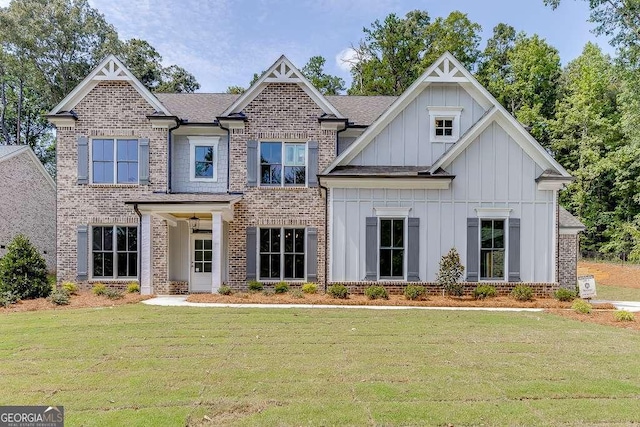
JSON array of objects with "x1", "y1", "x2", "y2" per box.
[
  {"x1": 1, "y1": 305, "x2": 640, "y2": 426},
  {"x1": 596, "y1": 283, "x2": 640, "y2": 301}
]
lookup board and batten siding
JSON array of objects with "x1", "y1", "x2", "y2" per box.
[
  {"x1": 331, "y1": 122, "x2": 554, "y2": 283},
  {"x1": 350, "y1": 84, "x2": 485, "y2": 166}
]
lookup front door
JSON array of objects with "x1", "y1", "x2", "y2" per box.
[{"x1": 190, "y1": 234, "x2": 212, "y2": 293}]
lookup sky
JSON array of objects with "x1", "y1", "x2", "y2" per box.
[{"x1": 1, "y1": 0, "x2": 615, "y2": 93}]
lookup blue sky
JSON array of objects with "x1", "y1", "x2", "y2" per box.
[{"x1": 1, "y1": 0, "x2": 615, "y2": 92}]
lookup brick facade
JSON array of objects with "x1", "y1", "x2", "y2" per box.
[
  {"x1": 56, "y1": 81, "x2": 169, "y2": 290},
  {"x1": 558, "y1": 233, "x2": 579, "y2": 290}
]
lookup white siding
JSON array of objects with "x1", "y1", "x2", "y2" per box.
[
  {"x1": 351, "y1": 84, "x2": 486, "y2": 167},
  {"x1": 331, "y1": 122, "x2": 554, "y2": 283}
]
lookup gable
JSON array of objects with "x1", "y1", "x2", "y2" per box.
[
  {"x1": 243, "y1": 83, "x2": 323, "y2": 128},
  {"x1": 349, "y1": 83, "x2": 486, "y2": 167},
  {"x1": 0, "y1": 147, "x2": 55, "y2": 191}
]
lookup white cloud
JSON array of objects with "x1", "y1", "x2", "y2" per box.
[
  {"x1": 336, "y1": 47, "x2": 358, "y2": 72},
  {"x1": 0, "y1": 0, "x2": 12, "y2": 7}
]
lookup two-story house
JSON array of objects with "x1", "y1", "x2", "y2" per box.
[{"x1": 47, "y1": 53, "x2": 582, "y2": 296}]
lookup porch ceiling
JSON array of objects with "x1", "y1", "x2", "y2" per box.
[{"x1": 125, "y1": 193, "x2": 242, "y2": 222}]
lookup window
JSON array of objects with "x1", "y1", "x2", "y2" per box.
[
  {"x1": 260, "y1": 142, "x2": 306, "y2": 186},
  {"x1": 193, "y1": 239, "x2": 212, "y2": 273},
  {"x1": 379, "y1": 218, "x2": 405, "y2": 279},
  {"x1": 259, "y1": 228, "x2": 305, "y2": 280},
  {"x1": 92, "y1": 139, "x2": 138, "y2": 184},
  {"x1": 480, "y1": 219, "x2": 505, "y2": 280},
  {"x1": 92, "y1": 226, "x2": 137, "y2": 278},
  {"x1": 189, "y1": 137, "x2": 218, "y2": 181},
  {"x1": 427, "y1": 106, "x2": 463, "y2": 142}
]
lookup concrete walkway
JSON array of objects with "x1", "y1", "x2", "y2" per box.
[{"x1": 142, "y1": 296, "x2": 545, "y2": 312}]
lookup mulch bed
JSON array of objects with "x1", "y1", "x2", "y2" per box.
[
  {"x1": 548, "y1": 309, "x2": 640, "y2": 331},
  {"x1": 0, "y1": 292, "x2": 151, "y2": 313}
]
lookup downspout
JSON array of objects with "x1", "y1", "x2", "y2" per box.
[
  {"x1": 133, "y1": 203, "x2": 142, "y2": 285},
  {"x1": 335, "y1": 123, "x2": 348, "y2": 157},
  {"x1": 218, "y1": 120, "x2": 231, "y2": 193},
  {"x1": 167, "y1": 121, "x2": 182, "y2": 193}
]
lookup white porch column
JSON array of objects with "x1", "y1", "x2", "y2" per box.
[
  {"x1": 140, "y1": 213, "x2": 152, "y2": 295},
  {"x1": 211, "y1": 212, "x2": 223, "y2": 293}
]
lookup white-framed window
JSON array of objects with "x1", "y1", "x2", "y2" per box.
[
  {"x1": 189, "y1": 136, "x2": 219, "y2": 182},
  {"x1": 379, "y1": 218, "x2": 405, "y2": 279},
  {"x1": 259, "y1": 227, "x2": 305, "y2": 280},
  {"x1": 91, "y1": 138, "x2": 138, "y2": 184},
  {"x1": 91, "y1": 225, "x2": 138, "y2": 279},
  {"x1": 475, "y1": 208, "x2": 511, "y2": 282},
  {"x1": 427, "y1": 106, "x2": 463, "y2": 142},
  {"x1": 260, "y1": 141, "x2": 306, "y2": 186}
]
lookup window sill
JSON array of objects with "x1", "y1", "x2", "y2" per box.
[
  {"x1": 88, "y1": 278, "x2": 138, "y2": 283},
  {"x1": 88, "y1": 183, "x2": 140, "y2": 188},
  {"x1": 431, "y1": 138, "x2": 457, "y2": 143},
  {"x1": 259, "y1": 279, "x2": 306, "y2": 283},
  {"x1": 256, "y1": 186, "x2": 308, "y2": 190}
]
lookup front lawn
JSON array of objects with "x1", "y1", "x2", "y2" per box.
[{"x1": 1, "y1": 305, "x2": 639, "y2": 426}]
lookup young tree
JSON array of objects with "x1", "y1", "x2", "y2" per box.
[{"x1": 0, "y1": 234, "x2": 50, "y2": 299}]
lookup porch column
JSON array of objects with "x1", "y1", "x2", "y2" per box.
[
  {"x1": 211, "y1": 212, "x2": 223, "y2": 293},
  {"x1": 140, "y1": 213, "x2": 152, "y2": 295}
]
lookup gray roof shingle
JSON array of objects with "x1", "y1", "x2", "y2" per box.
[
  {"x1": 559, "y1": 206, "x2": 585, "y2": 229},
  {"x1": 0, "y1": 145, "x2": 27, "y2": 162}
]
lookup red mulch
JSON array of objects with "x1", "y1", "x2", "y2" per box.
[
  {"x1": 0, "y1": 291, "x2": 151, "y2": 313},
  {"x1": 548, "y1": 309, "x2": 640, "y2": 331}
]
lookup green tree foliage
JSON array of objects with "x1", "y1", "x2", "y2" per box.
[
  {"x1": 301, "y1": 56, "x2": 345, "y2": 95},
  {"x1": 436, "y1": 248, "x2": 465, "y2": 296},
  {"x1": 226, "y1": 85, "x2": 246, "y2": 94},
  {"x1": 422, "y1": 11, "x2": 482, "y2": 71},
  {"x1": 0, "y1": 234, "x2": 50, "y2": 299}
]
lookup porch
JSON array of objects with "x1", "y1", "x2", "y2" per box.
[{"x1": 126, "y1": 193, "x2": 241, "y2": 295}]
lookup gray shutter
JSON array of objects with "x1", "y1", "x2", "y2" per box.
[
  {"x1": 138, "y1": 138, "x2": 150, "y2": 185},
  {"x1": 247, "y1": 140, "x2": 258, "y2": 187},
  {"x1": 365, "y1": 217, "x2": 377, "y2": 280},
  {"x1": 77, "y1": 225, "x2": 88, "y2": 280},
  {"x1": 407, "y1": 218, "x2": 420, "y2": 281},
  {"x1": 466, "y1": 218, "x2": 479, "y2": 281},
  {"x1": 246, "y1": 227, "x2": 257, "y2": 281},
  {"x1": 508, "y1": 218, "x2": 521, "y2": 282},
  {"x1": 306, "y1": 227, "x2": 318, "y2": 281},
  {"x1": 307, "y1": 140, "x2": 319, "y2": 188},
  {"x1": 77, "y1": 135, "x2": 89, "y2": 184}
]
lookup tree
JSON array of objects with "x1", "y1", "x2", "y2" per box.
[
  {"x1": 226, "y1": 85, "x2": 246, "y2": 94},
  {"x1": 422, "y1": 11, "x2": 482, "y2": 71},
  {"x1": 0, "y1": 234, "x2": 50, "y2": 299},
  {"x1": 119, "y1": 39, "x2": 163, "y2": 90},
  {"x1": 301, "y1": 56, "x2": 345, "y2": 95},
  {"x1": 156, "y1": 65, "x2": 200, "y2": 93},
  {"x1": 476, "y1": 23, "x2": 517, "y2": 105}
]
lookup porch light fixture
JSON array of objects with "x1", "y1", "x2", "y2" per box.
[{"x1": 189, "y1": 215, "x2": 200, "y2": 232}]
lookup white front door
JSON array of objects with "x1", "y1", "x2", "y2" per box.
[{"x1": 190, "y1": 234, "x2": 212, "y2": 293}]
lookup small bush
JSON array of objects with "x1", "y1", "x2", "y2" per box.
[
  {"x1": 48, "y1": 289, "x2": 70, "y2": 305},
  {"x1": 218, "y1": 285, "x2": 233, "y2": 295},
  {"x1": 0, "y1": 234, "x2": 50, "y2": 299},
  {"x1": 404, "y1": 285, "x2": 425, "y2": 301},
  {"x1": 572, "y1": 299, "x2": 592, "y2": 314},
  {"x1": 290, "y1": 289, "x2": 304, "y2": 299},
  {"x1": 554, "y1": 288, "x2": 577, "y2": 302},
  {"x1": 364, "y1": 285, "x2": 388, "y2": 300},
  {"x1": 248, "y1": 280, "x2": 263, "y2": 292},
  {"x1": 436, "y1": 248, "x2": 465, "y2": 296},
  {"x1": 0, "y1": 291, "x2": 20, "y2": 308},
  {"x1": 275, "y1": 282, "x2": 289, "y2": 294},
  {"x1": 328, "y1": 284, "x2": 349, "y2": 299},
  {"x1": 301, "y1": 283, "x2": 318, "y2": 294},
  {"x1": 614, "y1": 310, "x2": 635, "y2": 322},
  {"x1": 473, "y1": 285, "x2": 497, "y2": 300},
  {"x1": 103, "y1": 288, "x2": 124, "y2": 300},
  {"x1": 126, "y1": 282, "x2": 140, "y2": 293},
  {"x1": 61, "y1": 281, "x2": 79, "y2": 295},
  {"x1": 92, "y1": 283, "x2": 107, "y2": 296},
  {"x1": 262, "y1": 289, "x2": 275, "y2": 296},
  {"x1": 511, "y1": 285, "x2": 533, "y2": 301}
]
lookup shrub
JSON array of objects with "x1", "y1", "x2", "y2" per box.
[
  {"x1": 614, "y1": 310, "x2": 635, "y2": 322},
  {"x1": 511, "y1": 285, "x2": 533, "y2": 301},
  {"x1": 104, "y1": 288, "x2": 124, "y2": 300},
  {"x1": 301, "y1": 283, "x2": 318, "y2": 294},
  {"x1": 275, "y1": 282, "x2": 289, "y2": 294},
  {"x1": 473, "y1": 285, "x2": 497, "y2": 300},
  {"x1": 436, "y1": 248, "x2": 465, "y2": 296},
  {"x1": 92, "y1": 283, "x2": 107, "y2": 296},
  {"x1": 262, "y1": 289, "x2": 275, "y2": 296},
  {"x1": 404, "y1": 285, "x2": 425, "y2": 301},
  {"x1": 61, "y1": 281, "x2": 79, "y2": 295},
  {"x1": 0, "y1": 234, "x2": 50, "y2": 299},
  {"x1": 290, "y1": 289, "x2": 304, "y2": 299},
  {"x1": 364, "y1": 285, "x2": 388, "y2": 300},
  {"x1": 218, "y1": 285, "x2": 233, "y2": 295},
  {"x1": 328, "y1": 284, "x2": 349, "y2": 299},
  {"x1": 554, "y1": 288, "x2": 577, "y2": 302},
  {"x1": 248, "y1": 280, "x2": 263, "y2": 292},
  {"x1": 48, "y1": 289, "x2": 70, "y2": 305},
  {"x1": 0, "y1": 291, "x2": 20, "y2": 308},
  {"x1": 126, "y1": 282, "x2": 140, "y2": 293},
  {"x1": 572, "y1": 299, "x2": 592, "y2": 314}
]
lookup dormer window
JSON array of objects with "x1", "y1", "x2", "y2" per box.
[{"x1": 428, "y1": 106, "x2": 463, "y2": 143}]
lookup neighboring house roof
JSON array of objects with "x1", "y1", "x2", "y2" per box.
[
  {"x1": 0, "y1": 145, "x2": 56, "y2": 190},
  {"x1": 48, "y1": 54, "x2": 171, "y2": 116},
  {"x1": 559, "y1": 206, "x2": 585, "y2": 230},
  {"x1": 323, "y1": 52, "x2": 572, "y2": 180}
]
